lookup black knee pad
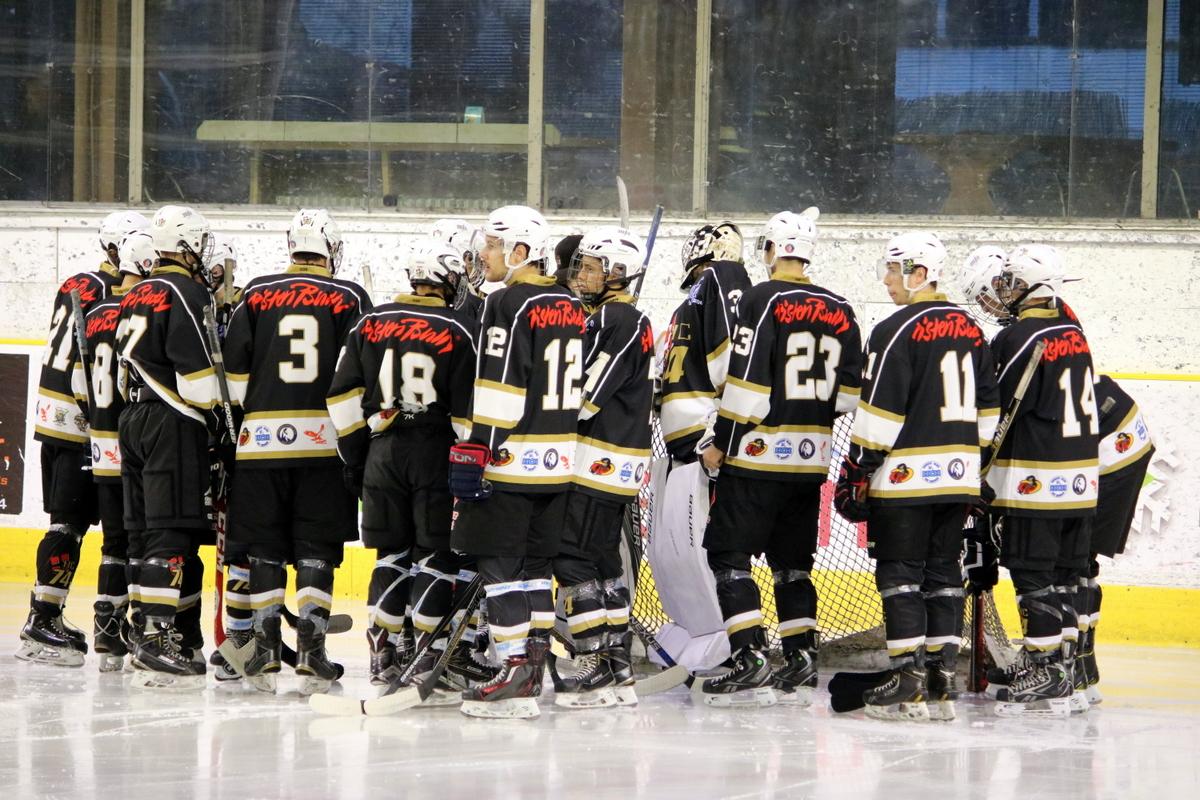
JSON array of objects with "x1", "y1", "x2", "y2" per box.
[
  {"x1": 707, "y1": 549, "x2": 752, "y2": 574},
  {"x1": 874, "y1": 559, "x2": 924, "y2": 592}
]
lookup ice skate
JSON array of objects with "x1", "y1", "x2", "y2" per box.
[
  {"x1": 460, "y1": 654, "x2": 541, "y2": 719},
  {"x1": 398, "y1": 645, "x2": 461, "y2": 707},
  {"x1": 131, "y1": 619, "x2": 206, "y2": 690},
  {"x1": 243, "y1": 615, "x2": 282, "y2": 694},
  {"x1": 604, "y1": 638, "x2": 637, "y2": 707},
  {"x1": 1063, "y1": 642, "x2": 1090, "y2": 713},
  {"x1": 985, "y1": 649, "x2": 1032, "y2": 698},
  {"x1": 16, "y1": 599, "x2": 88, "y2": 668},
  {"x1": 295, "y1": 618, "x2": 345, "y2": 697},
  {"x1": 93, "y1": 601, "x2": 129, "y2": 673},
  {"x1": 446, "y1": 640, "x2": 500, "y2": 687},
  {"x1": 992, "y1": 661, "x2": 1072, "y2": 718},
  {"x1": 862, "y1": 667, "x2": 929, "y2": 721},
  {"x1": 772, "y1": 649, "x2": 817, "y2": 707},
  {"x1": 552, "y1": 651, "x2": 618, "y2": 709},
  {"x1": 1080, "y1": 634, "x2": 1103, "y2": 705},
  {"x1": 367, "y1": 625, "x2": 400, "y2": 687},
  {"x1": 925, "y1": 660, "x2": 957, "y2": 721},
  {"x1": 700, "y1": 647, "x2": 777, "y2": 708}
]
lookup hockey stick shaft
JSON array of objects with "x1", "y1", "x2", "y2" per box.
[
  {"x1": 631, "y1": 204, "x2": 664, "y2": 303},
  {"x1": 202, "y1": 306, "x2": 237, "y2": 656},
  {"x1": 362, "y1": 264, "x2": 375, "y2": 304},
  {"x1": 68, "y1": 290, "x2": 95, "y2": 415},
  {"x1": 202, "y1": 306, "x2": 238, "y2": 443},
  {"x1": 617, "y1": 176, "x2": 631, "y2": 230},
  {"x1": 629, "y1": 616, "x2": 694, "y2": 695}
]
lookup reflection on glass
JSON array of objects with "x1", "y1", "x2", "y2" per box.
[{"x1": 708, "y1": 0, "x2": 1147, "y2": 218}]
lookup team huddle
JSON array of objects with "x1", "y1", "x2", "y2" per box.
[{"x1": 18, "y1": 202, "x2": 1154, "y2": 722}]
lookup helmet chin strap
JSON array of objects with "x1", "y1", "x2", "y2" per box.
[{"x1": 1004, "y1": 281, "x2": 1050, "y2": 316}]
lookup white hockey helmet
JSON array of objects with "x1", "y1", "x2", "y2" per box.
[
  {"x1": 756, "y1": 207, "x2": 819, "y2": 269},
  {"x1": 207, "y1": 240, "x2": 238, "y2": 290},
  {"x1": 567, "y1": 226, "x2": 646, "y2": 304},
  {"x1": 406, "y1": 237, "x2": 466, "y2": 300},
  {"x1": 959, "y1": 245, "x2": 1010, "y2": 323},
  {"x1": 877, "y1": 231, "x2": 947, "y2": 292},
  {"x1": 432, "y1": 217, "x2": 485, "y2": 290},
  {"x1": 288, "y1": 208, "x2": 344, "y2": 273},
  {"x1": 680, "y1": 221, "x2": 743, "y2": 288},
  {"x1": 118, "y1": 231, "x2": 157, "y2": 278},
  {"x1": 481, "y1": 205, "x2": 550, "y2": 281},
  {"x1": 1000, "y1": 243, "x2": 1069, "y2": 308},
  {"x1": 100, "y1": 210, "x2": 150, "y2": 251},
  {"x1": 150, "y1": 205, "x2": 213, "y2": 275}
]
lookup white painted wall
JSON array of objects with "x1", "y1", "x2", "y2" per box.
[{"x1": 1, "y1": 206, "x2": 1197, "y2": 588}]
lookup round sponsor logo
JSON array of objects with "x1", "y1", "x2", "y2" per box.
[
  {"x1": 92, "y1": 443, "x2": 101, "y2": 463},
  {"x1": 889, "y1": 464, "x2": 914, "y2": 484},
  {"x1": 543, "y1": 448, "x2": 559, "y2": 470},
  {"x1": 619, "y1": 462, "x2": 634, "y2": 483},
  {"x1": 634, "y1": 463, "x2": 646, "y2": 483},
  {"x1": 1135, "y1": 418, "x2": 1148, "y2": 440},
  {"x1": 254, "y1": 425, "x2": 271, "y2": 447},
  {"x1": 522, "y1": 449, "x2": 539, "y2": 472},
  {"x1": 238, "y1": 428, "x2": 250, "y2": 447},
  {"x1": 799, "y1": 439, "x2": 816, "y2": 460},
  {"x1": 590, "y1": 458, "x2": 614, "y2": 476},
  {"x1": 1072, "y1": 474, "x2": 1088, "y2": 496},
  {"x1": 494, "y1": 448, "x2": 514, "y2": 467},
  {"x1": 774, "y1": 438, "x2": 794, "y2": 460},
  {"x1": 1049, "y1": 476, "x2": 1068, "y2": 498},
  {"x1": 947, "y1": 458, "x2": 966, "y2": 481},
  {"x1": 744, "y1": 438, "x2": 767, "y2": 457},
  {"x1": 74, "y1": 413, "x2": 89, "y2": 433},
  {"x1": 921, "y1": 461, "x2": 942, "y2": 484},
  {"x1": 276, "y1": 424, "x2": 298, "y2": 445}
]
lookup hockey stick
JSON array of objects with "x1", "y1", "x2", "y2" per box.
[
  {"x1": 967, "y1": 337, "x2": 1048, "y2": 692},
  {"x1": 362, "y1": 265, "x2": 375, "y2": 305},
  {"x1": 281, "y1": 606, "x2": 354, "y2": 636},
  {"x1": 309, "y1": 574, "x2": 484, "y2": 716},
  {"x1": 629, "y1": 617, "x2": 695, "y2": 695},
  {"x1": 617, "y1": 176, "x2": 631, "y2": 230},
  {"x1": 68, "y1": 290, "x2": 95, "y2": 419},
  {"x1": 630, "y1": 204, "x2": 664, "y2": 304},
  {"x1": 202, "y1": 305, "x2": 253, "y2": 675}
]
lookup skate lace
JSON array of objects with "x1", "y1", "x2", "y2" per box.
[
  {"x1": 572, "y1": 653, "x2": 600, "y2": 677},
  {"x1": 1010, "y1": 663, "x2": 1050, "y2": 693}
]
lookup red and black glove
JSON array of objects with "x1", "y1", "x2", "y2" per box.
[
  {"x1": 834, "y1": 457, "x2": 872, "y2": 522},
  {"x1": 449, "y1": 442, "x2": 493, "y2": 500}
]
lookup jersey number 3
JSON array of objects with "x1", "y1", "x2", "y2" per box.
[{"x1": 278, "y1": 315, "x2": 319, "y2": 383}]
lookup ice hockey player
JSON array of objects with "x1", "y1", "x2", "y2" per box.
[
  {"x1": 448, "y1": 205, "x2": 585, "y2": 719},
  {"x1": 73, "y1": 230, "x2": 156, "y2": 671},
  {"x1": 114, "y1": 205, "x2": 221, "y2": 689},
  {"x1": 222, "y1": 209, "x2": 371, "y2": 695},
  {"x1": 552, "y1": 226, "x2": 654, "y2": 709},
  {"x1": 835, "y1": 232, "x2": 999, "y2": 721},
  {"x1": 983, "y1": 243, "x2": 1099, "y2": 717},
  {"x1": 431, "y1": 217, "x2": 485, "y2": 321},
  {"x1": 699, "y1": 209, "x2": 862, "y2": 708},
  {"x1": 660, "y1": 222, "x2": 750, "y2": 462},
  {"x1": 208, "y1": 240, "x2": 244, "y2": 334},
  {"x1": 1079, "y1": 375, "x2": 1154, "y2": 705},
  {"x1": 326, "y1": 237, "x2": 479, "y2": 695},
  {"x1": 958, "y1": 246, "x2": 1010, "y2": 328},
  {"x1": 17, "y1": 209, "x2": 147, "y2": 668}
]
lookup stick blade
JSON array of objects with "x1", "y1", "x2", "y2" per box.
[
  {"x1": 216, "y1": 639, "x2": 255, "y2": 678},
  {"x1": 308, "y1": 692, "x2": 366, "y2": 717},
  {"x1": 363, "y1": 687, "x2": 424, "y2": 717},
  {"x1": 633, "y1": 664, "x2": 690, "y2": 696},
  {"x1": 327, "y1": 613, "x2": 354, "y2": 635}
]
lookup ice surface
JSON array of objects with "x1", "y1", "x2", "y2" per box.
[{"x1": 0, "y1": 583, "x2": 1197, "y2": 800}]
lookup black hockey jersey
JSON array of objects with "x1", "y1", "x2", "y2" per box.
[
  {"x1": 715, "y1": 276, "x2": 863, "y2": 482},
  {"x1": 1095, "y1": 375, "x2": 1154, "y2": 478},
  {"x1": 849, "y1": 293, "x2": 1000, "y2": 505},
  {"x1": 75, "y1": 291, "x2": 129, "y2": 482},
  {"x1": 34, "y1": 264, "x2": 122, "y2": 448},
  {"x1": 115, "y1": 264, "x2": 222, "y2": 424},
  {"x1": 573, "y1": 295, "x2": 655, "y2": 502},
  {"x1": 990, "y1": 305, "x2": 1099, "y2": 516},
  {"x1": 326, "y1": 294, "x2": 477, "y2": 469},
  {"x1": 223, "y1": 265, "x2": 372, "y2": 467},
  {"x1": 660, "y1": 260, "x2": 751, "y2": 459},
  {"x1": 458, "y1": 291, "x2": 485, "y2": 324},
  {"x1": 470, "y1": 274, "x2": 585, "y2": 493}
]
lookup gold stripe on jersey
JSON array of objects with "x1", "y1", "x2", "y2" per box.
[
  {"x1": 661, "y1": 390, "x2": 717, "y2": 444},
  {"x1": 236, "y1": 411, "x2": 339, "y2": 460},
  {"x1": 725, "y1": 427, "x2": 833, "y2": 475},
  {"x1": 90, "y1": 429, "x2": 121, "y2": 478},
  {"x1": 1099, "y1": 406, "x2": 1153, "y2": 475},
  {"x1": 978, "y1": 406, "x2": 1000, "y2": 447},
  {"x1": 850, "y1": 401, "x2": 905, "y2": 452},
  {"x1": 327, "y1": 386, "x2": 365, "y2": 436},
  {"x1": 719, "y1": 375, "x2": 771, "y2": 425},
  {"x1": 451, "y1": 416, "x2": 470, "y2": 441},
  {"x1": 177, "y1": 365, "x2": 220, "y2": 410},
  {"x1": 869, "y1": 448, "x2": 980, "y2": 498},
  {"x1": 835, "y1": 385, "x2": 860, "y2": 415},
  {"x1": 473, "y1": 379, "x2": 527, "y2": 430},
  {"x1": 574, "y1": 437, "x2": 650, "y2": 498}
]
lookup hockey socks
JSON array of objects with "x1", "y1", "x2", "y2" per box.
[
  {"x1": 295, "y1": 559, "x2": 341, "y2": 696},
  {"x1": 32, "y1": 524, "x2": 84, "y2": 608}
]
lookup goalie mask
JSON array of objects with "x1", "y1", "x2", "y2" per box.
[
  {"x1": 876, "y1": 231, "x2": 946, "y2": 293},
  {"x1": 150, "y1": 205, "x2": 213, "y2": 280},
  {"x1": 406, "y1": 238, "x2": 466, "y2": 303},
  {"x1": 755, "y1": 207, "x2": 818, "y2": 271},
  {"x1": 481, "y1": 205, "x2": 550, "y2": 284},
  {"x1": 959, "y1": 245, "x2": 1010, "y2": 325},
  {"x1": 288, "y1": 208, "x2": 344, "y2": 274},
  {"x1": 680, "y1": 221, "x2": 742, "y2": 289},
  {"x1": 566, "y1": 226, "x2": 646, "y2": 305}
]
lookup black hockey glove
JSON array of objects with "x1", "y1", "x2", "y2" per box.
[
  {"x1": 968, "y1": 479, "x2": 996, "y2": 519},
  {"x1": 342, "y1": 464, "x2": 365, "y2": 498},
  {"x1": 449, "y1": 442, "x2": 493, "y2": 501},
  {"x1": 962, "y1": 514, "x2": 999, "y2": 593},
  {"x1": 834, "y1": 458, "x2": 871, "y2": 523}
]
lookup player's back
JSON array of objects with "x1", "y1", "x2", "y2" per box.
[
  {"x1": 224, "y1": 266, "x2": 371, "y2": 465},
  {"x1": 990, "y1": 306, "x2": 1098, "y2": 516},
  {"x1": 718, "y1": 277, "x2": 861, "y2": 480},
  {"x1": 852, "y1": 298, "x2": 998, "y2": 505},
  {"x1": 81, "y1": 294, "x2": 127, "y2": 481}
]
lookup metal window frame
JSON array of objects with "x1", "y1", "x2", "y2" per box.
[
  {"x1": 128, "y1": 0, "x2": 145, "y2": 204},
  {"x1": 528, "y1": 0, "x2": 546, "y2": 207},
  {"x1": 1141, "y1": 0, "x2": 1165, "y2": 219}
]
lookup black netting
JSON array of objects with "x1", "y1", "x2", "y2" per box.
[{"x1": 624, "y1": 415, "x2": 1011, "y2": 666}]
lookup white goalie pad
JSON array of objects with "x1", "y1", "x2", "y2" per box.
[{"x1": 645, "y1": 459, "x2": 730, "y2": 671}]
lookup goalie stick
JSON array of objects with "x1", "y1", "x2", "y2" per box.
[
  {"x1": 968, "y1": 337, "x2": 1048, "y2": 692},
  {"x1": 629, "y1": 617, "x2": 697, "y2": 696},
  {"x1": 309, "y1": 574, "x2": 484, "y2": 716}
]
